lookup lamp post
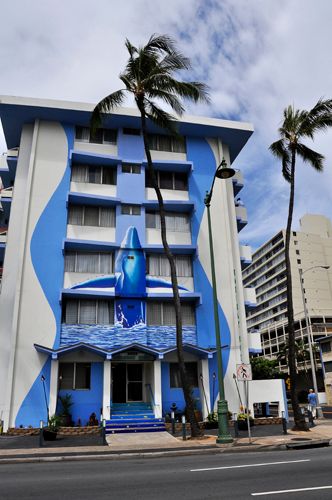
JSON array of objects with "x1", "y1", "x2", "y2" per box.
[
  {"x1": 204, "y1": 158, "x2": 235, "y2": 444},
  {"x1": 298, "y1": 265, "x2": 330, "y2": 418}
]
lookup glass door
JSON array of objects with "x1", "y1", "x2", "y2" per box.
[{"x1": 127, "y1": 364, "x2": 143, "y2": 401}]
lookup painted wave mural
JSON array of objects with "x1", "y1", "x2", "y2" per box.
[{"x1": 60, "y1": 323, "x2": 197, "y2": 350}]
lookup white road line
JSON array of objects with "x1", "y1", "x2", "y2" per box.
[
  {"x1": 251, "y1": 485, "x2": 332, "y2": 496},
  {"x1": 190, "y1": 459, "x2": 310, "y2": 472}
]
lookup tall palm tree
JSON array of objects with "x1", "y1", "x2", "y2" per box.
[
  {"x1": 270, "y1": 98, "x2": 332, "y2": 430},
  {"x1": 91, "y1": 34, "x2": 209, "y2": 436}
]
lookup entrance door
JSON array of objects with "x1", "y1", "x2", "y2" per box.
[
  {"x1": 112, "y1": 363, "x2": 143, "y2": 403},
  {"x1": 127, "y1": 364, "x2": 143, "y2": 401}
]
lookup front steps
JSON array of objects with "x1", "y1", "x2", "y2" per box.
[{"x1": 106, "y1": 402, "x2": 166, "y2": 434}]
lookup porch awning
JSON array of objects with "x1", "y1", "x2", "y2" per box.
[{"x1": 34, "y1": 342, "x2": 215, "y2": 360}]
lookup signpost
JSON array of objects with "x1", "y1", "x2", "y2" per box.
[{"x1": 236, "y1": 364, "x2": 252, "y2": 444}]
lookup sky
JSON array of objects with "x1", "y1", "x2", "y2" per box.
[{"x1": 1, "y1": 0, "x2": 332, "y2": 249}]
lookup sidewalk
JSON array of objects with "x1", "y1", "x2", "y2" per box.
[{"x1": 0, "y1": 420, "x2": 331, "y2": 463}]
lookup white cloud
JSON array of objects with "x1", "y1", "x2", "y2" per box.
[{"x1": 0, "y1": 0, "x2": 332, "y2": 247}]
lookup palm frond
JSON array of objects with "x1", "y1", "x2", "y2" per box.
[
  {"x1": 146, "y1": 75, "x2": 210, "y2": 103},
  {"x1": 299, "y1": 98, "x2": 332, "y2": 138},
  {"x1": 125, "y1": 38, "x2": 138, "y2": 59},
  {"x1": 91, "y1": 90, "x2": 126, "y2": 133},
  {"x1": 269, "y1": 139, "x2": 291, "y2": 182},
  {"x1": 144, "y1": 99, "x2": 178, "y2": 135},
  {"x1": 296, "y1": 142, "x2": 325, "y2": 172},
  {"x1": 144, "y1": 33, "x2": 177, "y2": 56},
  {"x1": 145, "y1": 89, "x2": 185, "y2": 115}
]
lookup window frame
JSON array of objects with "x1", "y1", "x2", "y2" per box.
[
  {"x1": 147, "y1": 301, "x2": 196, "y2": 326},
  {"x1": 147, "y1": 133, "x2": 186, "y2": 153},
  {"x1": 58, "y1": 362, "x2": 91, "y2": 390},
  {"x1": 122, "y1": 163, "x2": 141, "y2": 174},
  {"x1": 64, "y1": 299, "x2": 115, "y2": 325},
  {"x1": 75, "y1": 126, "x2": 117, "y2": 145},
  {"x1": 71, "y1": 164, "x2": 116, "y2": 186},
  {"x1": 146, "y1": 170, "x2": 188, "y2": 191},
  {"x1": 64, "y1": 251, "x2": 114, "y2": 274},
  {"x1": 67, "y1": 205, "x2": 116, "y2": 228},
  {"x1": 121, "y1": 204, "x2": 141, "y2": 216}
]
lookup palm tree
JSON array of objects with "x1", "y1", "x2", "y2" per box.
[
  {"x1": 91, "y1": 34, "x2": 209, "y2": 436},
  {"x1": 270, "y1": 98, "x2": 332, "y2": 430}
]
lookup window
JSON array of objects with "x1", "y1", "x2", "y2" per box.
[
  {"x1": 296, "y1": 250, "x2": 300, "y2": 255},
  {"x1": 75, "y1": 126, "x2": 117, "y2": 145},
  {"x1": 321, "y1": 342, "x2": 332, "y2": 353},
  {"x1": 64, "y1": 299, "x2": 114, "y2": 325},
  {"x1": 146, "y1": 211, "x2": 190, "y2": 232},
  {"x1": 297, "y1": 259, "x2": 301, "y2": 264},
  {"x1": 148, "y1": 134, "x2": 186, "y2": 153},
  {"x1": 59, "y1": 362, "x2": 91, "y2": 390},
  {"x1": 71, "y1": 165, "x2": 116, "y2": 185},
  {"x1": 122, "y1": 163, "x2": 141, "y2": 174},
  {"x1": 170, "y1": 362, "x2": 198, "y2": 388},
  {"x1": 292, "y1": 231, "x2": 297, "y2": 236},
  {"x1": 147, "y1": 254, "x2": 192, "y2": 277},
  {"x1": 147, "y1": 302, "x2": 195, "y2": 326},
  {"x1": 123, "y1": 128, "x2": 141, "y2": 136},
  {"x1": 65, "y1": 252, "x2": 113, "y2": 273},
  {"x1": 146, "y1": 170, "x2": 188, "y2": 191},
  {"x1": 324, "y1": 361, "x2": 332, "y2": 373},
  {"x1": 68, "y1": 205, "x2": 115, "y2": 228},
  {"x1": 121, "y1": 204, "x2": 141, "y2": 215}
]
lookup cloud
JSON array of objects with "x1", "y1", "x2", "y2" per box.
[{"x1": 0, "y1": 0, "x2": 331, "y2": 248}]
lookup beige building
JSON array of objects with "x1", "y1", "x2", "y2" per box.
[{"x1": 242, "y1": 214, "x2": 332, "y2": 381}]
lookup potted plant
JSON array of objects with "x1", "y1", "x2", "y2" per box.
[
  {"x1": 205, "y1": 412, "x2": 218, "y2": 429},
  {"x1": 237, "y1": 413, "x2": 254, "y2": 430},
  {"x1": 58, "y1": 393, "x2": 73, "y2": 426},
  {"x1": 43, "y1": 415, "x2": 61, "y2": 441}
]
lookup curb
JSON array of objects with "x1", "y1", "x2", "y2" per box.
[{"x1": 0, "y1": 444, "x2": 287, "y2": 464}]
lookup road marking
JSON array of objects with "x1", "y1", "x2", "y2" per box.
[
  {"x1": 190, "y1": 459, "x2": 310, "y2": 472},
  {"x1": 251, "y1": 485, "x2": 332, "y2": 496}
]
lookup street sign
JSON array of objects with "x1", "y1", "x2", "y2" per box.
[{"x1": 236, "y1": 363, "x2": 252, "y2": 381}]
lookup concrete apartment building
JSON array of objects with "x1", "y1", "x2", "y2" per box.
[
  {"x1": 243, "y1": 214, "x2": 332, "y2": 390},
  {"x1": 0, "y1": 95, "x2": 265, "y2": 431}
]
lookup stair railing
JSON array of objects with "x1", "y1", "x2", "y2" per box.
[{"x1": 145, "y1": 383, "x2": 160, "y2": 416}]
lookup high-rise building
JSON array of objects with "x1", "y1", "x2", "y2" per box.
[
  {"x1": 0, "y1": 95, "x2": 256, "y2": 430},
  {"x1": 243, "y1": 214, "x2": 332, "y2": 384}
]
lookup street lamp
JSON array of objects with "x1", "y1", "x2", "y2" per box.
[
  {"x1": 298, "y1": 265, "x2": 330, "y2": 418},
  {"x1": 204, "y1": 157, "x2": 235, "y2": 444}
]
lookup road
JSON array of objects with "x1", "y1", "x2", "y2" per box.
[{"x1": 1, "y1": 447, "x2": 332, "y2": 499}]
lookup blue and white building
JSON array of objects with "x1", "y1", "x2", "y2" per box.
[{"x1": 0, "y1": 96, "x2": 258, "y2": 430}]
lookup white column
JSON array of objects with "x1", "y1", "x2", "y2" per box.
[
  {"x1": 199, "y1": 359, "x2": 211, "y2": 419},
  {"x1": 153, "y1": 360, "x2": 162, "y2": 418},
  {"x1": 103, "y1": 360, "x2": 111, "y2": 420},
  {"x1": 49, "y1": 359, "x2": 59, "y2": 418}
]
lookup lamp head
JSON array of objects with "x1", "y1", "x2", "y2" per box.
[{"x1": 215, "y1": 158, "x2": 235, "y2": 180}]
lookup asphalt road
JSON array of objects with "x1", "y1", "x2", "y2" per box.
[{"x1": 1, "y1": 447, "x2": 332, "y2": 499}]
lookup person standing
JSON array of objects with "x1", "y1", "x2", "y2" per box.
[{"x1": 307, "y1": 389, "x2": 318, "y2": 418}]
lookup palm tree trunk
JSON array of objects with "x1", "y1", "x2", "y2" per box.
[
  {"x1": 138, "y1": 102, "x2": 201, "y2": 437},
  {"x1": 285, "y1": 148, "x2": 308, "y2": 431}
]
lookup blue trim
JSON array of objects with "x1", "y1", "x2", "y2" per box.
[
  {"x1": 143, "y1": 200, "x2": 194, "y2": 213},
  {"x1": 68, "y1": 191, "x2": 120, "y2": 207},
  {"x1": 64, "y1": 238, "x2": 118, "y2": 252},
  {"x1": 71, "y1": 150, "x2": 119, "y2": 166},
  {"x1": 142, "y1": 159, "x2": 193, "y2": 172}
]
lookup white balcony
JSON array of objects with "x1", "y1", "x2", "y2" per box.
[
  {"x1": 64, "y1": 272, "x2": 110, "y2": 289},
  {"x1": 232, "y1": 170, "x2": 244, "y2": 195},
  {"x1": 145, "y1": 187, "x2": 189, "y2": 201},
  {"x1": 244, "y1": 286, "x2": 257, "y2": 308},
  {"x1": 0, "y1": 186, "x2": 13, "y2": 199},
  {"x1": 66, "y1": 225, "x2": 116, "y2": 243},
  {"x1": 235, "y1": 205, "x2": 248, "y2": 231},
  {"x1": 240, "y1": 244, "x2": 252, "y2": 267},
  {"x1": 73, "y1": 141, "x2": 117, "y2": 157},
  {"x1": 0, "y1": 229, "x2": 7, "y2": 244},
  {"x1": 146, "y1": 228, "x2": 191, "y2": 246},
  {"x1": 248, "y1": 330, "x2": 262, "y2": 353},
  {"x1": 146, "y1": 275, "x2": 194, "y2": 292},
  {"x1": 70, "y1": 182, "x2": 116, "y2": 198}
]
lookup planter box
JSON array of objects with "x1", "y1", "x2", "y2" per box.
[
  {"x1": 237, "y1": 419, "x2": 254, "y2": 430},
  {"x1": 42, "y1": 429, "x2": 57, "y2": 441}
]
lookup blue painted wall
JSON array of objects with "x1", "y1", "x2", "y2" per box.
[
  {"x1": 161, "y1": 362, "x2": 201, "y2": 416},
  {"x1": 57, "y1": 362, "x2": 103, "y2": 425},
  {"x1": 15, "y1": 123, "x2": 74, "y2": 427}
]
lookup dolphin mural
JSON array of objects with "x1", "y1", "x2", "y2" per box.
[{"x1": 70, "y1": 226, "x2": 188, "y2": 327}]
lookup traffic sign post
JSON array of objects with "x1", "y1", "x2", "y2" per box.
[{"x1": 236, "y1": 364, "x2": 252, "y2": 444}]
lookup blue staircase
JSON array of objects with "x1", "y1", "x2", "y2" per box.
[{"x1": 106, "y1": 402, "x2": 166, "y2": 434}]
